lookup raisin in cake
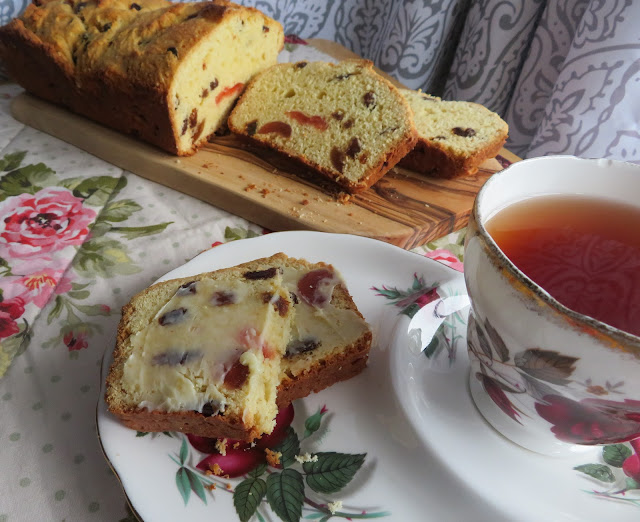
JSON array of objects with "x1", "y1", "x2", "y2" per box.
[
  {"x1": 0, "y1": 0, "x2": 283, "y2": 155},
  {"x1": 398, "y1": 89, "x2": 508, "y2": 179},
  {"x1": 271, "y1": 256, "x2": 372, "y2": 407},
  {"x1": 228, "y1": 60, "x2": 418, "y2": 193},
  {"x1": 105, "y1": 255, "x2": 294, "y2": 441}
]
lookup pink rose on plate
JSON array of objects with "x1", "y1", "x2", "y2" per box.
[
  {"x1": 424, "y1": 249, "x2": 464, "y2": 272},
  {"x1": 0, "y1": 187, "x2": 96, "y2": 259},
  {"x1": 535, "y1": 394, "x2": 640, "y2": 444}
]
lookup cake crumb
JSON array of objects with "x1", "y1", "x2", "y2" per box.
[
  {"x1": 244, "y1": 183, "x2": 257, "y2": 192},
  {"x1": 336, "y1": 192, "x2": 351, "y2": 204},
  {"x1": 226, "y1": 483, "x2": 233, "y2": 491},
  {"x1": 294, "y1": 453, "x2": 318, "y2": 464},
  {"x1": 301, "y1": 199, "x2": 310, "y2": 205},
  {"x1": 215, "y1": 438, "x2": 227, "y2": 456},
  {"x1": 260, "y1": 188, "x2": 270, "y2": 198},
  {"x1": 201, "y1": 163, "x2": 212, "y2": 168},
  {"x1": 211, "y1": 463, "x2": 224, "y2": 476},
  {"x1": 206, "y1": 483, "x2": 216, "y2": 491},
  {"x1": 327, "y1": 501, "x2": 342, "y2": 514},
  {"x1": 265, "y1": 449, "x2": 282, "y2": 467}
]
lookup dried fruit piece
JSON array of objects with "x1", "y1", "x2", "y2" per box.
[
  {"x1": 286, "y1": 337, "x2": 321, "y2": 357},
  {"x1": 189, "y1": 108, "x2": 198, "y2": 129},
  {"x1": 176, "y1": 281, "x2": 197, "y2": 296},
  {"x1": 211, "y1": 290, "x2": 235, "y2": 306},
  {"x1": 158, "y1": 307, "x2": 188, "y2": 325},
  {"x1": 201, "y1": 400, "x2": 221, "y2": 417},
  {"x1": 285, "y1": 111, "x2": 328, "y2": 131},
  {"x1": 224, "y1": 360, "x2": 249, "y2": 389},
  {"x1": 330, "y1": 147, "x2": 345, "y2": 173},
  {"x1": 152, "y1": 349, "x2": 203, "y2": 366},
  {"x1": 215, "y1": 82, "x2": 244, "y2": 104},
  {"x1": 346, "y1": 137, "x2": 361, "y2": 158},
  {"x1": 257, "y1": 121, "x2": 292, "y2": 138},
  {"x1": 244, "y1": 267, "x2": 278, "y2": 280},
  {"x1": 273, "y1": 295, "x2": 290, "y2": 317},
  {"x1": 452, "y1": 127, "x2": 476, "y2": 137},
  {"x1": 297, "y1": 268, "x2": 336, "y2": 307},
  {"x1": 246, "y1": 120, "x2": 258, "y2": 136},
  {"x1": 363, "y1": 91, "x2": 376, "y2": 108}
]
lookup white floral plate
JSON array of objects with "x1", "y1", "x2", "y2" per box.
[{"x1": 96, "y1": 231, "x2": 640, "y2": 521}]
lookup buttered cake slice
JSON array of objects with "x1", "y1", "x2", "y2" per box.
[{"x1": 105, "y1": 255, "x2": 294, "y2": 441}]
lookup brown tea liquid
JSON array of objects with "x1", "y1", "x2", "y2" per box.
[{"x1": 485, "y1": 194, "x2": 640, "y2": 337}]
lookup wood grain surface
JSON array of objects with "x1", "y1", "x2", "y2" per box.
[{"x1": 9, "y1": 40, "x2": 513, "y2": 250}]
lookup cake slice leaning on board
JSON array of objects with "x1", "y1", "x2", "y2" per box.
[
  {"x1": 398, "y1": 89, "x2": 509, "y2": 179},
  {"x1": 0, "y1": 0, "x2": 284, "y2": 155},
  {"x1": 105, "y1": 253, "x2": 372, "y2": 441}
]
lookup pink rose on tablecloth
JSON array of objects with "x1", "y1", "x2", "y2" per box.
[
  {"x1": 0, "y1": 258, "x2": 73, "y2": 308},
  {"x1": 64, "y1": 330, "x2": 88, "y2": 351},
  {"x1": 424, "y1": 249, "x2": 464, "y2": 272},
  {"x1": 0, "y1": 187, "x2": 96, "y2": 259},
  {"x1": 0, "y1": 296, "x2": 25, "y2": 339},
  {"x1": 535, "y1": 394, "x2": 640, "y2": 444}
]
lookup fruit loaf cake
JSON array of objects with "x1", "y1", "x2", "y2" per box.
[
  {"x1": 105, "y1": 255, "x2": 295, "y2": 441},
  {"x1": 228, "y1": 60, "x2": 418, "y2": 193},
  {"x1": 398, "y1": 89, "x2": 508, "y2": 179},
  {"x1": 0, "y1": 0, "x2": 284, "y2": 155}
]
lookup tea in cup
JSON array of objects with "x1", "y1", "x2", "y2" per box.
[{"x1": 463, "y1": 156, "x2": 640, "y2": 455}]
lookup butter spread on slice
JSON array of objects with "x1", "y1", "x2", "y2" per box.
[{"x1": 121, "y1": 276, "x2": 286, "y2": 413}]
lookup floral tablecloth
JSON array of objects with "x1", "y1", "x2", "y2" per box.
[{"x1": 0, "y1": 42, "x2": 466, "y2": 521}]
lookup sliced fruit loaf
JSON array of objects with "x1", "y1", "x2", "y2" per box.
[{"x1": 228, "y1": 60, "x2": 418, "y2": 193}]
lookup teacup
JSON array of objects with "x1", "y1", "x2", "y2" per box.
[{"x1": 463, "y1": 156, "x2": 640, "y2": 456}]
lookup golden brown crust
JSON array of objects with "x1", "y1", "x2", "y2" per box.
[
  {"x1": 276, "y1": 332, "x2": 371, "y2": 408},
  {"x1": 399, "y1": 135, "x2": 506, "y2": 179},
  {"x1": 0, "y1": 0, "x2": 283, "y2": 156}
]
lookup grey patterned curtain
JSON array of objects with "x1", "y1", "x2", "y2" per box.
[{"x1": 3, "y1": 0, "x2": 639, "y2": 162}]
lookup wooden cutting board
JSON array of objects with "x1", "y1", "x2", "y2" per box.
[{"x1": 9, "y1": 40, "x2": 514, "y2": 250}]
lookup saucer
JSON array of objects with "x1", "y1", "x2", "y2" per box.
[{"x1": 96, "y1": 231, "x2": 640, "y2": 521}]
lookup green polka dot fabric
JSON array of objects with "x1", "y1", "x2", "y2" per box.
[{"x1": 0, "y1": 45, "x2": 466, "y2": 521}]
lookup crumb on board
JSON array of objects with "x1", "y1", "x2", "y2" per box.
[
  {"x1": 301, "y1": 199, "x2": 310, "y2": 205},
  {"x1": 244, "y1": 183, "x2": 256, "y2": 192},
  {"x1": 260, "y1": 188, "x2": 270, "y2": 198},
  {"x1": 336, "y1": 192, "x2": 352, "y2": 204},
  {"x1": 201, "y1": 163, "x2": 212, "y2": 168}
]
